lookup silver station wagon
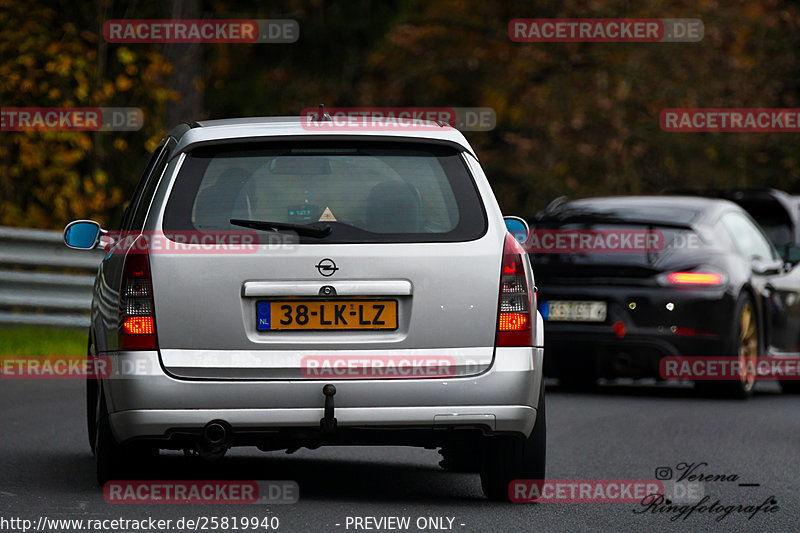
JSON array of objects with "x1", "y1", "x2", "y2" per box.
[{"x1": 64, "y1": 113, "x2": 545, "y2": 500}]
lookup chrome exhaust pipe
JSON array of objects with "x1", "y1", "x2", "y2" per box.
[
  {"x1": 203, "y1": 421, "x2": 228, "y2": 446},
  {"x1": 196, "y1": 420, "x2": 231, "y2": 460}
]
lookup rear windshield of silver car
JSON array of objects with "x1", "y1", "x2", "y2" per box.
[{"x1": 162, "y1": 141, "x2": 487, "y2": 244}]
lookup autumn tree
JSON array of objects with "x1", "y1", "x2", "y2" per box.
[{"x1": 0, "y1": 0, "x2": 174, "y2": 228}]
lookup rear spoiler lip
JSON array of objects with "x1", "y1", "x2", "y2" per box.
[
  {"x1": 168, "y1": 133, "x2": 479, "y2": 162},
  {"x1": 531, "y1": 217, "x2": 695, "y2": 231}
]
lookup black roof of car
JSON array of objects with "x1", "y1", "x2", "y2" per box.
[
  {"x1": 533, "y1": 195, "x2": 739, "y2": 227},
  {"x1": 666, "y1": 188, "x2": 800, "y2": 246}
]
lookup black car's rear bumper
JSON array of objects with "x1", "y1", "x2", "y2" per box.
[{"x1": 538, "y1": 283, "x2": 735, "y2": 379}]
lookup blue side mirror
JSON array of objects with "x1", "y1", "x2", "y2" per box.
[
  {"x1": 64, "y1": 220, "x2": 102, "y2": 250},
  {"x1": 504, "y1": 216, "x2": 529, "y2": 244}
]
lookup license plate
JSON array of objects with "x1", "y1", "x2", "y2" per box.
[
  {"x1": 257, "y1": 300, "x2": 397, "y2": 331},
  {"x1": 543, "y1": 300, "x2": 607, "y2": 322}
]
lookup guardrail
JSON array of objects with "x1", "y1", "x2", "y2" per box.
[{"x1": 0, "y1": 226, "x2": 105, "y2": 328}]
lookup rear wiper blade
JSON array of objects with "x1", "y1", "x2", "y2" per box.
[{"x1": 230, "y1": 218, "x2": 332, "y2": 238}]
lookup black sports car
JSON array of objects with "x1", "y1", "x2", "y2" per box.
[{"x1": 528, "y1": 196, "x2": 800, "y2": 398}]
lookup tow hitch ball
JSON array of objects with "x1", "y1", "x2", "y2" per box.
[{"x1": 320, "y1": 383, "x2": 337, "y2": 434}]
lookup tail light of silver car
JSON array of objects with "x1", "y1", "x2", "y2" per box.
[
  {"x1": 119, "y1": 239, "x2": 158, "y2": 350},
  {"x1": 497, "y1": 233, "x2": 534, "y2": 346}
]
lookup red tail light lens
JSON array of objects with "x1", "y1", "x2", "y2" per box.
[
  {"x1": 119, "y1": 240, "x2": 158, "y2": 350},
  {"x1": 499, "y1": 313, "x2": 528, "y2": 331},
  {"x1": 667, "y1": 272, "x2": 723, "y2": 285},
  {"x1": 123, "y1": 316, "x2": 154, "y2": 335},
  {"x1": 497, "y1": 233, "x2": 534, "y2": 346}
]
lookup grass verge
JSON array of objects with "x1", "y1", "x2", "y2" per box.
[{"x1": 0, "y1": 327, "x2": 87, "y2": 356}]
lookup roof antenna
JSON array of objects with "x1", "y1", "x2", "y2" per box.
[{"x1": 314, "y1": 104, "x2": 331, "y2": 122}]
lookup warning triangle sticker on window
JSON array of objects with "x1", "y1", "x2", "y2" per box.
[{"x1": 318, "y1": 206, "x2": 337, "y2": 222}]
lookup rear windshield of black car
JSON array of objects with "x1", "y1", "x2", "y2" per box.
[
  {"x1": 528, "y1": 221, "x2": 706, "y2": 267},
  {"x1": 162, "y1": 141, "x2": 487, "y2": 244},
  {"x1": 549, "y1": 204, "x2": 701, "y2": 226}
]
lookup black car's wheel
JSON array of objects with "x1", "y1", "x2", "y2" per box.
[
  {"x1": 779, "y1": 380, "x2": 800, "y2": 394},
  {"x1": 87, "y1": 338, "x2": 98, "y2": 455},
  {"x1": 480, "y1": 383, "x2": 546, "y2": 501},
  {"x1": 729, "y1": 292, "x2": 759, "y2": 398},
  {"x1": 697, "y1": 292, "x2": 758, "y2": 399}
]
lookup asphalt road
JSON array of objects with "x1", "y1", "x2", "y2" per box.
[{"x1": 2, "y1": 378, "x2": 799, "y2": 533}]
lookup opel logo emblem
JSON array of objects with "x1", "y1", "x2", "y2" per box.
[{"x1": 315, "y1": 258, "x2": 339, "y2": 277}]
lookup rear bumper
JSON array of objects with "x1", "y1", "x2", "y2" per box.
[
  {"x1": 103, "y1": 346, "x2": 543, "y2": 444},
  {"x1": 545, "y1": 332, "x2": 727, "y2": 379},
  {"x1": 110, "y1": 406, "x2": 537, "y2": 443},
  {"x1": 538, "y1": 283, "x2": 733, "y2": 379}
]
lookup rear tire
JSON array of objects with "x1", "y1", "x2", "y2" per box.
[
  {"x1": 87, "y1": 338, "x2": 98, "y2": 455},
  {"x1": 95, "y1": 390, "x2": 125, "y2": 485},
  {"x1": 480, "y1": 383, "x2": 546, "y2": 501},
  {"x1": 780, "y1": 380, "x2": 800, "y2": 394},
  {"x1": 95, "y1": 390, "x2": 158, "y2": 485},
  {"x1": 439, "y1": 443, "x2": 482, "y2": 473},
  {"x1": 695, "y1": 292, "x2": 758, "y2": 399}
]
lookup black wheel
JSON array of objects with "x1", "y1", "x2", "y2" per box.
[
  {"x1": 87, "y1": 338, "x2": 98, "y2": 455},
  {"x1": 95, "y1": 389, "x2": 125, "y2": 485},
  {"x1": 94, "y1": 388, "x2": 157, "y2": 485},
  {"x1": 780, "y1": 380, "x2": 800, "y2": 394},
  {"x1": 439, "y1": 442, "x2": 482, "y2": 473},
  {"x1": 695, "y1": 292, "x2": 759, "y2": 399},
  {"x1": 480, "y1": 383, "x2": 546, "y2": 501}
]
